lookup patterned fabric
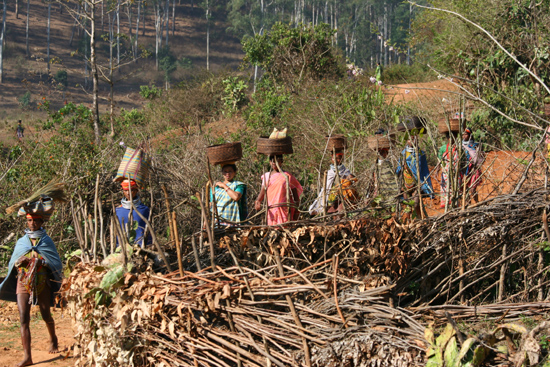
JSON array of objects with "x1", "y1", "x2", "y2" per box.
[
  {"x1": 396, "y1": 147, "x2": 434, "y2": 196},
  {"x1": 211, "y1": 181, "x2": 247, "y2": 224},
  {"x1": 0, "y1": 234, "x2": 62, "y2": 305},
  {"x1": 116, "y1": 201, "x2": 151, "y2": 247},
  {"x1": 309, "y1": 164, "x2": 354, "y2": 215},
  {"x1": 16, "y1": 252, "x2": 49, "y2": 300},
  {"x1": 463, "y1": 140, "x2": 483, "y2": 192},
  {"x1": 439, "y1": 143, "x2": 463, "y2": 208},
  {"x1": 376, "y1": 159, "x2": 399, "y2": 204},
  {"x1": 262, "y1": 171, "x2": 303, "y2": 225}
]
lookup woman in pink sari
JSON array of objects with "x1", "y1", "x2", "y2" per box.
[{"x1": 254, "y1": 155, "x2": 303, "y2": 225}]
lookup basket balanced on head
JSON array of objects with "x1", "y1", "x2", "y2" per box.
[
  {"x1": 326, "y1": 134, "x2": 347, "y2": 152},
  {"x1": 438, "y1": 118, "x2": 465, "y2": 134},
  {"x1": 368, "y1": 135, "x2": 391, "y2": 150},
  {"x1": 206, "y1": 142, "x2": 243, "y2": 166},
  {"x1": 113, "y1": 146, "x2": 150, "y2": 188},
  {"x1": 257, "y1": 136, "x2": 293, "y2": 155}
]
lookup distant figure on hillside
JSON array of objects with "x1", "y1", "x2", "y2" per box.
[
  {"x1": 16, "y1": 120, "x2": 24, "y2": 140},
  {"x1": 375, "y1": 62, "x2": 383, "y2": 82}
]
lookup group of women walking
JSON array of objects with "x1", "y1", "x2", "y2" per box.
[{"x1": 210, "y1": 127, "x2": 483, "y2": 226}]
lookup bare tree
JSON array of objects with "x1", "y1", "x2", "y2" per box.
[
  {"x1": 47, "y1": 0, "x2": 51, "y2": 72},
  {"x1": 59, "y1": 0, "x2": 104, "y2": 144},
  {"x1": 0, "y1": 0, "x2": 6, "y2": 83},
  {"x1": 25, "y1": 0, "x2": 30, "y2": 57}
]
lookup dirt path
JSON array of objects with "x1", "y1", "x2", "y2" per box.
[{"x1": 0, "y1": 301, "x2": 74, "y2": 367}]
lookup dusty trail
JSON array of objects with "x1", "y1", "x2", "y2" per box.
[{"x1": 0, "y1": 301, "x2": 74, "y2": 367}]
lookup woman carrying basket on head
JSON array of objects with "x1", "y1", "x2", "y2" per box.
[
  {"x1": 255, "y1": 155, "x2": 303, "y2": 225},
  {"x1": 0, "y1": 190, "x2": 65, "y2": 367},
  {"x1": 211, "y1": 163, "x2": 248, "y2": 225}
]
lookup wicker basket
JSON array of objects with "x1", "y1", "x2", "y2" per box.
[
  {"x1": 438, "y1": 118, "x2": 465, "y2": 134},
  {"x1": 207, "y1": 142, "x2": 242, "y2": 165},
  {"x1": 326, "y1": 134, "x2": 347, "y2": 151},
  {"x1": 367, "y1": 135, "x2": 391, "y2": 150},
  {"x1": 257, "y1": 136, "x2": 293, "y2": 155},
  {"x1": 396, "y1": 116, "x2": 425, "y2": 132}
]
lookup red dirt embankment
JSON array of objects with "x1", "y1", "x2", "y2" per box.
[{"x1": 424, "y1": 150, "x2": 546, "y2": 216}]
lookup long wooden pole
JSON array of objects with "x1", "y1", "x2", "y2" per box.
[{"x1": 197, "y1": 190, "x2": 216, "y2": 270}]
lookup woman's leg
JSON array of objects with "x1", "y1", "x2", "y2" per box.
[
  {"x1": 37, "y1": 284, "x2": 59, "y2": 353},
  {"x1": 16, "y1": 293, "x2": 33, "y2": 367}
]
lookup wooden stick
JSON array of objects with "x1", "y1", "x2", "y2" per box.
[
  {"x1": 111, "y1": 195, "x2": 128, "y2": 267},
  {"x1": 93, "y1": 174, "x2": 100, "y2": 257},
  {"x1": 333, "y1": 255, "x2": 347, "y2": 327},
  {"x1": 172, "y1": 211, "x2": 184, "y2": 277},
  {"x1": 191, "y1": 235, "x2": 202, "y2": 272},
  {"x1": 129, "y1": 200, "x2": 172, "y2": 272},
  {"x1": 197, "y1": 190, "x2": 216, "y2": 271},
  {"x1": 161, "y1": 184, "x2": 175, "y2": 244},
  {"x1": 271, "y1": 242, "x2": 312, "y2": 367}
]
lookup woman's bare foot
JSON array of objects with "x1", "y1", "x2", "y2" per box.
[
  {"x1": 15, "y1": 356, "x2": 33, "y2": 366},
  {"x1": 48, "y1": 336, "x2": 59, "y2": 354}
]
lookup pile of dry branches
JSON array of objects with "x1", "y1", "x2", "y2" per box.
[
  {"x1": 397, "y1": 188, "x2": 550, "y2": 307},
  {"x1": 61, "y1": 189, "x2": 550, "y2": 366}
]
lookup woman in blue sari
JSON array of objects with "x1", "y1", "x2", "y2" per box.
[{"x1": 212, "y1": 164, "x2": 248, "y2": 225}]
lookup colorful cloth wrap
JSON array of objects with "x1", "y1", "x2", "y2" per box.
[
  {"x1": 396, "y1": 147, "x2": 434, "y2": 197},
  {"x1": 262, "y1": 171, "x2": 303, "y2": 225},
  {"x1": 0, "y1": 234, "x2": 62, "y2": 305},
  {"x1": 376, "y1": 159, "x2": 400, "y2": 205},
  {"x1": 16, "y1": 252, "x2": 49, "y2": 300},
  {"x1": 210, "y1": 181, "x2": 248, "y2": 224},
  {"x1": 115, "y1": 199, "x2": 151, "y2": 247},
  {"x1": 462, "y1": 140, "x2": 483, "y2": 192},
  {"x1": 308, "y1": 164, "x2": 356, "y2": 215}
]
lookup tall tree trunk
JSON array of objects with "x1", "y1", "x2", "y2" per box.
[
  {"x1": 384, "y1": 4, "x2": 388, "y2": 66},
  {"x1": 171, "y1": 0, "x2": 175, "y2": 35},
  {"x1": 0, "y1": 0, "x2": 6, "y2": 83},
  {"x1": 15, "y1": 0, "x2": 19, "y2": 19},
  {"x1": 164, "y1": 0, "x2": 169, "y2": 46},
  {"x1": 142, "y1": 6, "x2": 146, "y2": 36},
  {"x1": 90, "y1": 0, "x2": 101, "y2": 145},
  {"x1": 109, "y1": 9, "x2": 115, "y2": 137},
  {"x1": 85, "y1": 2, "x2": 89, "y2": 89},
  {"x1": 155, "y1": 4, "x2": 160, "y2": 70},
  {"x1": 47, "y1": 2, "x2": 51, "y2": 72},
  {"x1": 117, "y1": 0, "x2": 120, "y2": 66},
  {"x1": 101, "y1": 1, "x2": 104, "y2": 33},
  {"x1": 25, "y1": 0, "x2": 29, "y2": 57},
  {"x1": 134, "y1": 0, "x2": 140, "y2": 61},
  {"x1": 206, "y1": 0, "x2": 209, "y2": 70},
  {"x1": 127, "y1": 3, "x2": 132, "y2": 38},
  {"x1": 69, "y1": 3, "x2": 80, "y2": 47}
]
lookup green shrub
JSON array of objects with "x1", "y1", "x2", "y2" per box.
[
  {"x1": 381, "y1": 63, "x2": 433, "y2": 84},
  {"x1": 54, "y1": 69, "x2": 68, "y2": 90},
  {"x1": 222, "y1": 77, "x2": 248, "y2": 115},
  {"x1": 18, "y1": 91, "x2": 32, "y2": 109},
  {"x1": 118, "y1": 109, "x2": 146, "y2": 127},
  {"x1": 140, "y1": 85, "x2": 162, "y2": 99}
]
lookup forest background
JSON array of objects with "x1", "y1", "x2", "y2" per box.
[{"x1": 0, "y1": 0, "x2": 549, "y2": 270}]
